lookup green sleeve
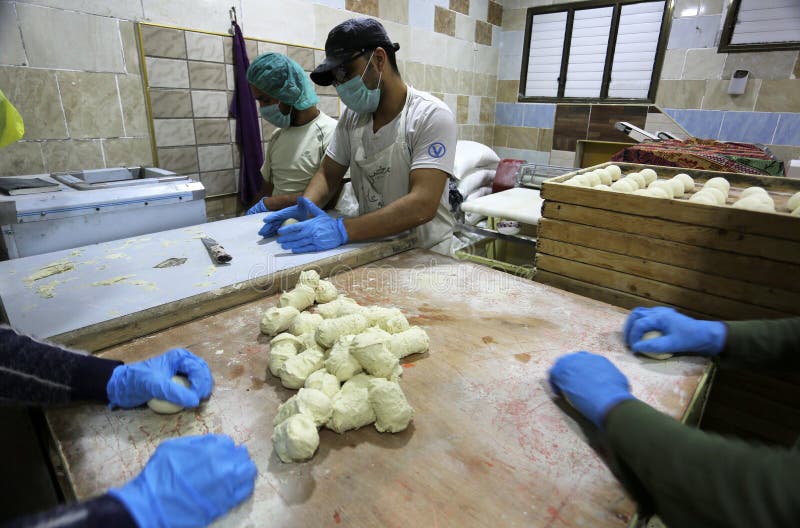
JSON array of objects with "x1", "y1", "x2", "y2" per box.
[
  {"x1": 721, "y1": 318, "x2": 800, "y2": 369},
  {"x1": 604, "y1": 399, "x2": 800, "y2": 528}
]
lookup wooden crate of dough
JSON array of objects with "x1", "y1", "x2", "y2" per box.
[{"x1": 534, "y1": 161, "x2": 800, "y2": 321}]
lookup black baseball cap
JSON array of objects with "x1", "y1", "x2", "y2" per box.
[{"x1": 310, "y1": 17, "x2": 400, "y2": 86}]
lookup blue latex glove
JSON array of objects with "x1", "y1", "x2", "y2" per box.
[
  {"x1": 276, "y1": 197, "x2": 348, "y2": 253},
  {"x1": 107, "y1": 348, "x2": 213, "y2": 409},
  {"x1": 246, "y1": 199, "x2": 268, "y2": 215},
  {"x1": 109, "y1": 434, "x2": 257, "y2": 528},
  {"x1": 623, "y1": 306, "x2": 727, "y2": 357},
  {"x1": 257, "y1": 201, "x2": 310, "y2": 238},
  {"x1": 548, "y1": 351, "x2": 635, "y2": 429}
]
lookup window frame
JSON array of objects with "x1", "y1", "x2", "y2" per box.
[
  {"x1": 518, "y1": 0, "x2": 674, "y2": 104},
  {"x1": 718, "y1": 0, "x2": 800, "y2": 53}
]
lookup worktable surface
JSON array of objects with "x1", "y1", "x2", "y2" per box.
[
  {"x1": 45, "y1": 250, "x2": 709, "y2": 527},
  {"x1": 0, "y1": 215, "x2": 365, "y2": 338}
]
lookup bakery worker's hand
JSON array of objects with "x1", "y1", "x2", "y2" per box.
[
  {"x1": 109, "y1": 434, "x2": 257, "y2": 527},
  {"x1": 548, "y1": 351, "x2": 635, "y2": 429},
  {"x1": 246, "y1": 199, "x2": 268, "y2": 215},
  {"x1": 276, "y1": 197, "x2": 348, "y2": 254},
  {"x1": 257, "y1": 200, "x2": 309, "y2": 238},
  {"x1": 623, "y1": 306, "x2": 726, "y2": 357},
  {"x1": 106, "y1": 348, "x2": 213, "y2": 409}
]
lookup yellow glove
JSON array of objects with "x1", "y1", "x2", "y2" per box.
[{"x1": 0, "y1": 88, "x2": 24, "y2": 148}]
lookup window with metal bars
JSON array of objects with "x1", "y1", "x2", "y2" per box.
[{"x1": 519, "y1": 0, "x2": 673, "y2": 103}]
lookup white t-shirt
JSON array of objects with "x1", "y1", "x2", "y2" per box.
[
  {"x1": 326, "y1": 87, "x2": 457, "y2": 177},
  {"x1": 261, "y1": 111, "x2": 337, "y2": 196}
]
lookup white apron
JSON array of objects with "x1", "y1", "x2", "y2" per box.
[{"x1": 350, "y1": 90, "x2": 454, "y2": 254}]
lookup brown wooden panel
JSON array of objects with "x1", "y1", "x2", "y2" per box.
[
  {"x1": 533, "y1": 270, "x2": 712, "y2": 319},
  {"x1": 587, "y1": 105, "x2": 648, "y2": 142},
  {"x1": 536, "y1": 238, "x2": 800, "y2": 314},
  {"x1": 542, "y1": 202, "x2": 800, "y2": 264},
  {"x1": 553, "y1": 104, "x2": 590, "y2": 151},
  {"x1": 537, "y1": 218, "x2": 800, "y2": 294},
  {"x1": 534, "y1": 254, "x2": 789, "y2": 320}
]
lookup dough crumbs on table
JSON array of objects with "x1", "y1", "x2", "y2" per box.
[
  {"x1": 263, "y1": 272, "x2": 430, "y2": 462},
  {"x1": 25, "y1": 260, "x2": 75, "y2": 282}
]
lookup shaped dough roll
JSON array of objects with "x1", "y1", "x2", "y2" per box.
[
  {"x1": 342, "y1": 373, "x2": 376, "y2": 393},
  {"x1": 279, "y1": 284, "x2": 316, "y2": 311},
  {"x1": 316, "y1": 313, "x2": 369, "y2": 348},
  {"x1": 315, "y1": 280, "x2": 338, "y2": 303},
  {"x1": 388, "y1": 326, "x2": 430, "y2": 359},
  {"x1": 273, "y1": 388, "x2": 333, "y2": 427},
  {"x1": 279, "y1": 348, "x2": 325, "y2": 389},
  {"x1": 639, "y1": 168, "x2": 657, "y2": 185},
  {"x1": 361, "y1": 306, "x2": 411, "y2": 333},
  {"x1": 297, "y1": 269, "x2": 320, "y2": 288},
  {"x1": 673, "y1": 173, "x2": 694, "y2": 192},
  {"x1": 350, "y1": 329, "x2": 399, "y2": 379},
  {"x1": 368, "y1": 379, "x2": 414, "y2": 433},
  {"x1": 304, "y1": 370, "x2": 341, "y2": 398},
  {"x1": 272, "y1": 414, "x2": 319, "y2": 463},
  {"x1": 268, "y1": 333, "x2": 305, "y2": 376},
  {"x1": 317, "y1": 296, "x2": 361, "y2": 319},
  {"x1": 326, "y1": 386, "x2": 376, "y2": 434},
  {"x1": 324, "y1": 335, "x2": 363, "y2": 381},
  {"x1": 289, "y1": 312, "x2": 324, "y2": 336},
  {"x1": 147, "y1": 376, "x2": 191, "y2": 414},
  {"x1": 260, "y1": 306, "x2": 300, "y2": 336}
]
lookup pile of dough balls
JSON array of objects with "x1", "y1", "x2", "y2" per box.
[
  {"x1": 560, "y1": 165, "x2": 695, "y2": 199},
  {"x1": 261, "y1": 269, "x2": 429, "y2": 463}
]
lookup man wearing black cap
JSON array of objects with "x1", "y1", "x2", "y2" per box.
[{"x1": 257, "y1": 18, "x2": 457, "y2": 255}]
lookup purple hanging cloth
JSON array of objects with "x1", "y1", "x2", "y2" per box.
[{"x1": 229, "y1": 20, "x2": 263, "y2": 206}]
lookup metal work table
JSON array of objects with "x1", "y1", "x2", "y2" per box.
[{"x1": 44, "y1": 250, "x2": 710, "y2": 527}]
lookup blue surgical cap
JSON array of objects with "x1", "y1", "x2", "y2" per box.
[{"x1": 246, "y1": 52, "x2": 319, "y2": 111}]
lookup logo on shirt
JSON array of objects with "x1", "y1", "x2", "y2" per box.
[{"x1": 428, "y1": 142, "x2": 446, "y2": 158}]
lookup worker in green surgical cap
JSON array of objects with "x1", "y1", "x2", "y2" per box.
[{"x1": 245, "y1": 52, "x2": 337, "y2": 214}]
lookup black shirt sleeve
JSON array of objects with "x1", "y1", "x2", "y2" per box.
[
  {"x1": 720, "y1": 318, "x2": 800, "y2": 369},
  {"x1": 2, "y1": 494, "x2": 138, "y2": 528},
  {"x1": 0, "y1": 326, "x2": 122, "y2": 405},
  {"x1": 604, "y1": 399, "x2": 800, "y2": 528}
]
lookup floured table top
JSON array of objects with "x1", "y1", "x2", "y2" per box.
[{"x1": 46, "y1": 250, "x2": 709, "y2": 527}]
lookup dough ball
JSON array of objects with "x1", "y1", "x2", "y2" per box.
[
  {"x1": 272, "y1": 414, "x2": 319, "y2": 463},
  {"x1": 638, "y1": 330, "x2": 673, "y2": 360},
  {"x1": 268, "y1": 333, "x2": 304, "y2": 376},
  {"x1": 688, "y1": 192, "x2": 717, "y2": 206},
  {"x1": 593, "y1": 184, "x2": 612, "y2": 191},
  {"x1": 626, "y1": 173, "x2": 645, "y2": 189},
  {"x1": 633, "y1": 189, "x2": 652, "y2": 196},
  {"x1": 606, "y1": 165, "x2": 622, "y2": 181},
  {"x1": 260, "y1": 306, "x2": 300, "y2": 336},
  {"x1": 742, "y1": 192, "x2": 775, "y2": 208},
  {"x1": 314, "y1": 280, "x2": 338, "y2": 303},
  {"x1": 304, "y1": 369, "x2": 341, "y2": 399},
  {"x1": 585, "y1": 171, "x2": 601, "y2": 187},
  {"x1": 673, "y1": 173, "x2": 695, "y2": 192},
  {"x1": 639, "y1": 168, "x2": 658, "y2": 185},
  {"x1": 595, "y1": 168, "x2": 613, "y2": 185},
  {"x1": 316, "y1": 313, "x2": 369, "y2": 348},
  {"x1": 342, "y1": 372, "x2": 376, "y2": 393},
  {"x1": 740, "y1": 186, "x2": 768, "y2": 200},
  {"x1": 610, "y1": 179, "x2": 635, "y2": 193},
  {"x1": 388, "y1": 326, "x2": 430, "y2": 359},
  {"x1": 787, "y1": 191, "x2": 800, "y2": 212},
  {"x1": 368, "y1": 379, "x2": 414, "y2": 433},
  {"x1": 297, "y1": 269, "x2": 320, "y2": 288},
  {"x1": 273, "y1": 388, "x2": 332, "y2": 427},
  {"x1": 289, "y1": 312, "x2": 324, "y2": 336},
  {"x1": 361, "y1": 307, "x2": 410, "y2": 333},
  {"x1": 732, "y1": 197, "x2": 776, "y2": 212},
  {"x1": 382, "y1": 314, "x2": 411, "y2": 334},
  {"x1": 278, "y1": 284, "x2": 316, "y2": 312},
  {"x1": 317, "y1": 296, "x2": 361, "y2": 319},
  {"x1": 281, "y1": 218, "x2": 299, "y2": 228},
  {"x1": 667, "y1": 178, "x2": 685, "y2": 198},
  {"x1": 326, "y1": 386, "x2": 376, "y2": 434},
  {"x1": 350, "y1": 329, "x2": 399, "y2": 379},
  {"x1": 647, "y1": 180, "x2": 674, "y2": 199},
  {"x1": 696, "y1": 187, "x2": 725, "y2": 205},
  {"x1": 324, "y1": 335, "x2": 363, "y2": 381},
  {"x1": 791, "y1": 206, "x2": 800, "y2": 217},
  {"x1": 703, "y1": 177, "x2": 730, "y2": 195},
  {"x1": 563, "y1": 178, "x2": 587, "y2": 187},
  {"x1": 147, "y1": 375, "x2": 191, "y2": 414},
  {"x1": 648, "y1": 186, "x2": 670, "y2": 199},
  {"x1": 279, "y1": 348, "x2": 325, "y2": 389}
]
